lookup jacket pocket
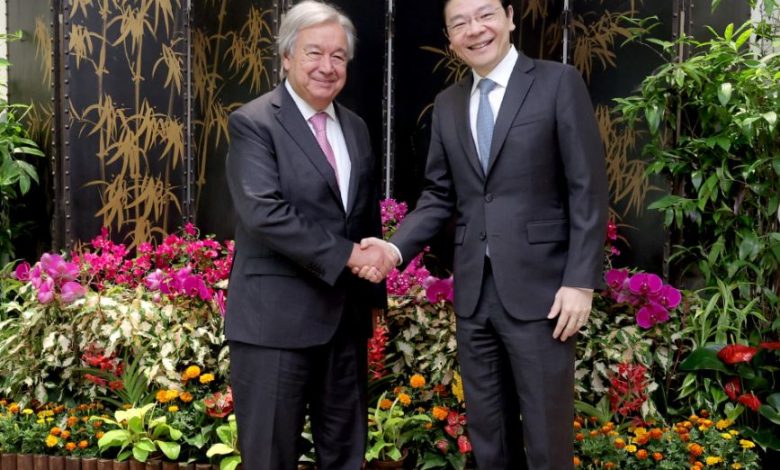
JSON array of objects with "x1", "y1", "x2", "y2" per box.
[
  {"x1": 526, "y1": 219, "x2": 569, "y2": 244},
  {"x1": 454, "y1": 224, "x2": 467, "y2": 245},
  {"x1": 243, "y1": 256, "x2": 300, "y2": 276}
]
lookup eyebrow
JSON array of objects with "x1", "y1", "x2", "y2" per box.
[{"x1": 447, "y1": 5, "x2": 497, "y2": 23}]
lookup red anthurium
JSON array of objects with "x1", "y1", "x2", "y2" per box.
[
  {"x1": 457, "y1": 435, "x2": 473, "y2": 454},
  {"x1": 717, "y1": 344, "x2": 758, "y2": 364},
  {"x1": 737, "y1": 393, "x2": 761, "y2": 412},
  {"x1": 759, "y1": 341, "x2": 780, "y2": 350},
  {"x1": 723, "y1": 377, "x2": 741, "y2": 401}
]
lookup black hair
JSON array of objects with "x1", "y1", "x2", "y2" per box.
[{"x1": 441, "y1": 0, "x2": 512, "y2": 20}]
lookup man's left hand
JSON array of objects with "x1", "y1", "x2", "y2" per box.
[{"x1": 548, "y1": 286, "x2": 594, "y2": 342}]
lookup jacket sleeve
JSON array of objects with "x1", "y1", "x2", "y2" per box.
[
  {"x1": 390, "y1": 96, "x2": 457, "y2": 267},
  {"x1": 555, "y1": 65, "x2": 609, "y2": 289},
  {"x1": 225, "y1": 108, "x2": 354, "y2": 286}
]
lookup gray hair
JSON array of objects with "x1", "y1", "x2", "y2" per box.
[{"x1": 278, "y1": 1, "x2": 357, "y2": 78}]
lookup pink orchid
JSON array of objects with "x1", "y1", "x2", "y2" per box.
[
  {"x1": 60, "y1": 281, "x2": 87, "y2": 305},
  {"x1": 37, "y1": 278, "x2": 55, "y2": 305},
  {"x1": 13, "y1": 262, "x2": 31, "y2": 281},
  {"x1": 635, "y1": 302, "x2": 670, "y2": 329}
]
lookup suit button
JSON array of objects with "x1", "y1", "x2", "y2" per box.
[
  {"x1": 485, "y1": 193, "x2": 493, "y2": 202},
  {"x1": 479, "y1": 232, "x2": 486, "y2": 240}
]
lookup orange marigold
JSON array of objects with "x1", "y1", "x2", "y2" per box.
[
  {"x1": 179, "y1": 392, "x2": 194, "y2": 403},
  {"x1": 688, "y1": 443, "x2": 704, "y2": 457},
  {"x1": 379, "y1": 399, "x2": 393, "y2": 410},
  {"x1": 65, "y1": 442, "x2": 77, "y2": 452},
  {"x1": 603, "y1": 463, "x2": 616, "y2": 469},
  {"x1": 653, "y1": 452, "x2": 663, "y2": 461},
  {"x1": 78, "y1": 440, "x2": 89, "y2": 449},
  {"x1": 614, "y1": 438, "x2": 626, "y2": 449},
  {"x1": 636, "y1": 449, "x2": 648, "y2": 460},
  {"x1": 50, "y1": 427, "x2": 62, "y2": 436},
  {"x1": 432, "y1": 406, "x2": 449, "y2": 421},
  {"x1": 649, "y1": 428, "x2": 664, "y2": 440},
  {"x1": 66, "y1": 416, "x2": 79, "y2": 427},
  {"x1": 398, "y1": 393, "x2": 412, "y2": 406},
  {"x1": 573, "y1": 456, "x2": 581, "y2": 466},
  {"x1": 61, "y1": 430, "x2": 71, "y2": 440},
  {"x1": 410, "y1": 374, "x2": 426, "y2": 389},
  {"x1": 95, "y1": 431, "x2": 104, "y2": 439},
  {"x1": 575, "y1": 433, "x2": 584, "y2": 442}
]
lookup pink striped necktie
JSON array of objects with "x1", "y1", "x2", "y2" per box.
[{"x1": 309, "y1": 112, "x2": 339, "y2": 184}]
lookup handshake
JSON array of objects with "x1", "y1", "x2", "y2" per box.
[{"x1": 347, "y1": 237, "x2": 400, "y2": 283}]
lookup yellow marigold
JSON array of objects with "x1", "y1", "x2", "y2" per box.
[
  {"x1": 168, "y1": 405, "x2": 179, "y2": 413},
  {"x1": 731, "y1": 463, "x2": 743, "y2": 469},
  {"x1": 706, "y1": 456, "x2": 723, "y2": 465},
  {"x1": 729, "y1": 429, "x2": 739, "y2": 436},
  {"x1": 739, "y1": 439, "x2": 755, "y2": 449},
  {"x1": 78, "y1": 440, "x2": 89, "y2": 449},
  {"x1": 432, "y1": 406, "x2": 448, "y2": 421},
  {"x1": 182, "y1": 365, "x2": 201, "y2": 380},
  {"x1": 199, "y1": 373, "x2": 215, "y2": 384},
  {"x1": 45, "y1": 435, "x2": 59, "y2": 448},
  {"x1": 65, "y1": 442, "x2": 77, "y2": 452},
  {"x1": 36, "y1": 418, "x2": 45, "y2": 425},
  {"x1": 633, "y1": 427, "x2": 647, "y2": 437},
  {"x1": 625, "y1": 444, "x2": 637, "y2": 453},
  {"x1": 379, "y1": 399, "x2": 393, "y2": 410},
  {"x1": 716, "y1": 419, "x2": 732, "y2": 430},
  {"x1": 179, "y1": 392, "x2": 194, "y2": 403},
  {"x1": 22, "y1": 408, "x2": 33, "y2": 415},
  {"x1": 410, "y1": 374, "x2": 426, "y2": 389},
  {"x1": 721, "y1": 433, "x2": 732, "y2": 440},
  {"x1": 452, "y1": 372, "x2": 464, "y2": 403},
  {"x1": 398, "y1": 393, "x2": 412, "y2": 406}
]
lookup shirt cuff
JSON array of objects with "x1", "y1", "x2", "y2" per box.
[{"x1": 388, "y1": 243, "x2": 403, "y2": 266}]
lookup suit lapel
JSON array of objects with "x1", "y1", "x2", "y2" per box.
[
  {"x1": 486, "y1": 55, "x2": 535, "y2": 177},
  {"x1": 454, "y1": 75, "x2": 484, "y2": 178},
  {"x1": 273, "y1": 86, "x2": 343, "y2": 209},
  {"x1": 337, "y1": 103, "x2": 360, "y2": 216}
]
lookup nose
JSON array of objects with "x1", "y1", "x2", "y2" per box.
[
  {"x1": 464, "y1": 18, "x2": 486, "y2": 35},
  {"x1": 319, "y1": 55, "x2": 335, "y2": 74}
]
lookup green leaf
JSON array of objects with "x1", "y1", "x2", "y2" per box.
[
  {"x1": 207, "y1": 443, "x2": 235, "y2": 457},
  {"x1": 759, "y1": 404, "x2": 780, "y2": 425},
  {"x1": 738, "y1": 232, "x2": 761, "y2": 261},
  {"x1": 717, "y1": 82, "x2": 733, "y2": 106},
  {"x1": 98, "y1": 429, "x2": 131, "y2": 449},
  {"x1": 156, "y1": 441, "x2": 181, "y2": 460},
  {"x1": 132, "y1": 446, "x2": 150, "y2": 463},
  {"x1": 762, "y1": 111, "x2": 777, "y2": 130},
  {"x1": 221, "y1": 456, "x2": 241, "y2": 470},
  {"x1": 645, "y1": 104, "x2": 662, "y2": 135},
  {"x1": 679, "y1": 347, "x2": 730, "y2": 373}
]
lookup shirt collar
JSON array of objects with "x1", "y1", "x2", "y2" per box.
[
  {"x1": 470, "y1": 47, "x2": 518, "y2": 95},
  {"x1": 284, "y1": 79, "x2": 337, "y2": 122}
]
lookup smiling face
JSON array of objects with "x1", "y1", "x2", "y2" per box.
[
  {"x1": 445, "y1": 0, "x2": 515, "y2": 77},
  {"x1": 282, "y1": 21, "x2": 348, "y2": 111}
]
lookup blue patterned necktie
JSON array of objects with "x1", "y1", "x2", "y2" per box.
[{"x1": 476, "y1": 78, "x2": 497, "y2": 174}]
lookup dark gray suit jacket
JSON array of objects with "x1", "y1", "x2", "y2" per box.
[
  {"x1": 391, "y1": 53, "x2": 608, "y2": 320},
  {"x1": 225, "y1": 84, "x2": 386, "y2": 348}
]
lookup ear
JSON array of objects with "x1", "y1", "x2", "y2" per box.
[
  {"x1": 282, "y1": 54, "x2": 291, "y2": 72},
  {"x1": 507, "y1": 5, "x2": 516, "y2": 32}
]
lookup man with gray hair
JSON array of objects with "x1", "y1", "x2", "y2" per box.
[{"x1": 224, "y1": 1, "x2": 393, "y2": 468}]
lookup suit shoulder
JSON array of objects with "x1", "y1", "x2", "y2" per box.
[
  {"x1": 530, "y1": 59, "x2": 581, "y2": 81},
  {"x1": 230, "y1": 91, "x2": 276, "y2": 121}
]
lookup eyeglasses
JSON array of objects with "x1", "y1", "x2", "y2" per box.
[
  {"x1": 302, "y1": 47, "x2": 348, "y2": 67},
  {"x1": 445, "y1": 6, "x2": 504, "y2": 37}
]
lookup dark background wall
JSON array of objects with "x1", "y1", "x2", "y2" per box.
[{"x1": 6, "y1": 0, "x2": 750, "y2": 276}]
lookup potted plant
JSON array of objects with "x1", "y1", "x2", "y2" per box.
[
  {"x1": 205, "y1": 415, "x2": 240, "y2": 470},
  {"x1": 96, "y1": 404, "x2": 182, "y2": 464},
  {"x1": 365, "y1": 392, "x2": 431, "y2": 468}
]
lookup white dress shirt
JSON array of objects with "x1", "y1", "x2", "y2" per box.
[{"x1": 285, "y1": 80, "x2": 352, "y2": 210}]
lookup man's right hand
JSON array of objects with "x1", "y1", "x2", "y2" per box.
[{"x1": 346, "y1": 240, "x2": 397, "y2": 283}]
